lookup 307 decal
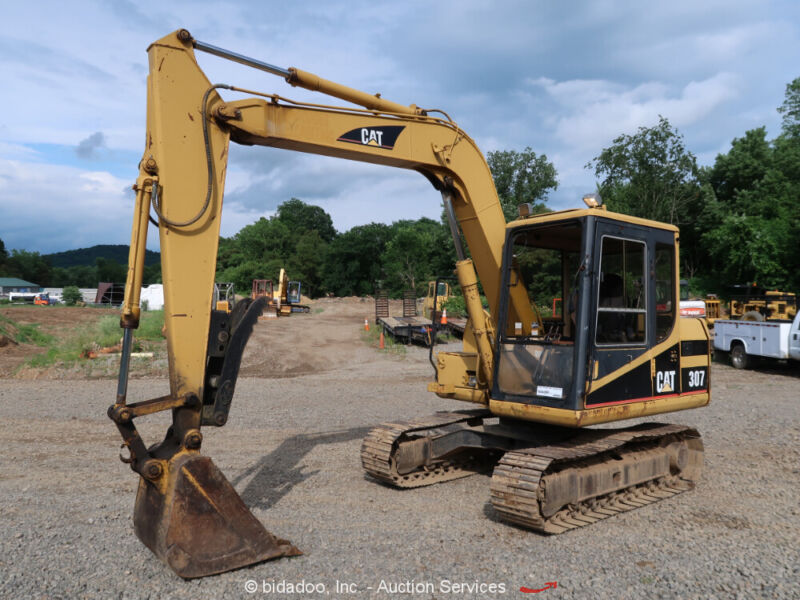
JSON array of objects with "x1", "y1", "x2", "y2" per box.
[
  {"x1": 681, "y1": 367, "x2": 708, "y2": 391},
  {"x1": 688, "y1": 369, "x2": 705, "y2": 388}
]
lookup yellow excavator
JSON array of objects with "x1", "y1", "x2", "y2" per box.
[
  {"x1": 112, "y1": 30, "x2": 711, "y2": 579},
  {"x1": 423, "y1": 280, "x2": 453, "y2": 321},
  {"x1": 273, "y1": 268, "x2": 310, "y2": 315}
]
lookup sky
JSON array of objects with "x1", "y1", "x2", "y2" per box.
[{"x1": 1, "y1": 0, "x2": 798, "y2": 254}]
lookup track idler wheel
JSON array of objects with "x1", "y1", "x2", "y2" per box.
[{"x1": 133, "y1": 452, "x2": 300, "y2": 578}]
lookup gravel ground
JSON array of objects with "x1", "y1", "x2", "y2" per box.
[{"x1": 1, "y1": 323, "x2": 799, "y2": 599}]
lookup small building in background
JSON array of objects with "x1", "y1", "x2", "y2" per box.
[
  {"x1": 43, "y1": 288, "x2": 64, "y2": 303},
  {"x1": 0, "y1": 277, "x2": 42, "y2": 298},
  {"x1": 141, "y1": 284, "x2": 164, "y2": 310},
  {"x1": 95, "y1": 282, "x2": 126, "y2": 306},
  {"x1": 80, "y1": 288, "x2": 98, "y2": 304}
]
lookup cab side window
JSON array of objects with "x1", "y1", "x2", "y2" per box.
[
  {"x1": 655, "y1": 243, "x2": 675, "y2": 342},
  {"x1": 596, "y1": 237, "x2": 646, "y2": 345}
]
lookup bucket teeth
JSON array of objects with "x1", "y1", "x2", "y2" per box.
[{"x1": 134, "y1": 453, "x2": 300, "y2": 579}]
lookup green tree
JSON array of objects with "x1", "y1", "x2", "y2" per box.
[
  {"x1": 487, "y1": 147, "x2": 558, "y2": 221},
  {"x1": 95, "y1": 257, "x2": 127, "y2": 283},
  {"x1": 51, "y1": 265, "x2": 97, "y2": 288},
  {"x1": 706, "y1": 127, "x2": 771, "y2": 208},
  {"x1": 216, "y1": 236, "x2": 244, "y2": 274},
  {"x1": 381, "y1": 225, "x2": 433, "y2": 295},
  {"x1": 587, "y1": 116, "x2": 701, "y2": 225},
  {"x1": 143, "y1": 261, "x2": 162, "y2": 285},
  {"x1": 218, "y1": 259, "x2": 281, "y2": 294},
  {"x1": 700, "y1": 121, "x2": 800, "y2": 291},
  {"x1": 322, "y1": 223, "x2": 392, "y2": 296},
  {"x1": 234, "y1": 217, "x2": 292, "y2": 262},
  {"x1": 777, "y1": 77, "x2": 800, "y2": 138},
  {"x1": 62, "y1": 285, "x2": 82, "y2": 305},
  {"x1": 4, "y1": 250, "x2": 52, "y2": 285},
  {"x1": 276, "y1": 198, "x2": 337, "y2": 242},
  {"x1": 286, "y1": 230, "x2": 327, "y2": 297},
  {"x1": 215, "y1": 199, "x2": 335, "y2": 297},
  {"x1": 702, "y1": 214, "x2": 788, "y2": 286}
]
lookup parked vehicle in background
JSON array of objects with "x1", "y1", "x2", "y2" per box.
[
  {"x1": 714, "y1": 312, "x2": 800, "y2": 369},
  {"x1": 728, "y1": 285, "x2": 797, "y2": 321},
  {"x1": 679, "y1": 279, "x2": 706, "y2": 319},
  {"x1": 8, "y1": 292, "x2": 55, "y2": 305},
  {"x1": 423, "y1": 280, "x2": 451, "y2": 321},
  {"x1": 703, "y1": 295, "x2": 723, "y2": 327},
  {"x1": 33, "y1": 293, "x2": 51, "y2": 305},
  {"x1": 213, "y1": 282, "x2": 235, "y2": 313},
  {"x1": 8, "y1": 292, "x2": 39, "y2": 303}
]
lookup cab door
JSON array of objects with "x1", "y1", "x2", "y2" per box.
[
  {"x1": 585, "y1": 220, "x2": 652, "y2": 406},
  {"x1": 585, "y1": 219, "x2": 681, "y2": 406}
]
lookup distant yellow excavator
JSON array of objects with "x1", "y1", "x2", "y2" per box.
[
  {"x1": 423, "y1": 280, "x2": 453, "y2": 321},
  {"x1": 111, "y1": 30, "x2": 710, "y2": 578},
  {"x1": 272, "y1": 268, "x2": 310, "y2": 315}
]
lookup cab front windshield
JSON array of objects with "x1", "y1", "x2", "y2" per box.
[{"x1": 496, "y1": 221, "x2": 583, "y2": 403}]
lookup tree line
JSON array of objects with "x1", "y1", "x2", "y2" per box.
[
  {"x1": 0, "y1": 245, "x2": 160, "y2": 289},
  {"x1": 2, "y1": 76, "x2": 798, "y2": 299},
  {"x1": 214, "y1": 146, "x2": 557, "y2": 298},
  {"x1": 589, "y1": 78, "x2": 800, "y2": 295}
]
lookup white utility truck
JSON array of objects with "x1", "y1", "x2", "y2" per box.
[{"x1": 714, "y1": 312, "x2": 800, "y2": 369}]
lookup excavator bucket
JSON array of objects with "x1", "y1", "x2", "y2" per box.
[{"x1": 133, "y1": 452, "x2": 301, "y2": 579}]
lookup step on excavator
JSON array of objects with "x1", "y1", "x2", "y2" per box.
[{"x1": 111, "y1": 30, "x2": 711, "y2": 578}]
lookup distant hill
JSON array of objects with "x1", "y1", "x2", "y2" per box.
[{"x1": 45, "y1": 245, "x2": 160, "y2": 268}]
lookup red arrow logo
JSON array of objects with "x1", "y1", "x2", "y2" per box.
[{"x1": 520, "y1": 582, "x2": 558, "y2": 593}]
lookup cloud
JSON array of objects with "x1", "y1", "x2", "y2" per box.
[
  {"x1": 0, "y1": 142, "x2": 39, "y2": 161},
  {"x1": 529, "y1": 73, "x2": 740, "y2": 151},
  {"x1": 76, "y1": 132, "x2": 107, "y2": 159},
  {"x1": 0, "y1": 35, "x2": 114, "y2": 84},
  {"x1": 0, "y1": 158, "x2": 138, "y2": 253},
  {"x1": 224, "y1": 145, "x2": 437, "y2": 234}
]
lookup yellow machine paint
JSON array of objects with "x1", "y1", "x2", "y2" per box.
[
  {"x1": 423, "y1": 280, "x2": 451, "y2": 320},
  {"x1": 111, "y1": 30, "x2": 710, "y2": 579}
]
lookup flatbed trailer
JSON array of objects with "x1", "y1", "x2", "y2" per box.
[
  {"x1": 378, "y1": 315, "x2": 436, "y2": 346},
  {"x1": 442, "y1": 316, "x2": 467, "y2": 338}
]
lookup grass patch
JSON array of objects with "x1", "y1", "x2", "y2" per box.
[
  {"x1": 26, "y1": 310, "x2": 165, "y2": 368},
  {"x1": 437, "y1": 331, "x2": 458, "y2": 344},
  {"x1": 361, "y1": 323, "x2": 407, "y2": 355},
  {"x1": 0, "y1": 312, "x2": 53, "y2": 346}
]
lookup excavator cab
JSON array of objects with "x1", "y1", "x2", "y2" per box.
[
  {"x1": 490, "y1": 205, "x2": 709, "y2": 426},
  {"x1": 287, "y1": 281, "x2": 302, "y2": 305}
]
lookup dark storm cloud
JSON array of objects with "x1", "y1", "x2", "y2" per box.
[{"x1": 75, "y1": 132, "x2": 106, "y2": 159}]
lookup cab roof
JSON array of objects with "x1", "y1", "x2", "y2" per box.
[{"x1": 507, "y1": 206, "x2": 679, "y2": 233}]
